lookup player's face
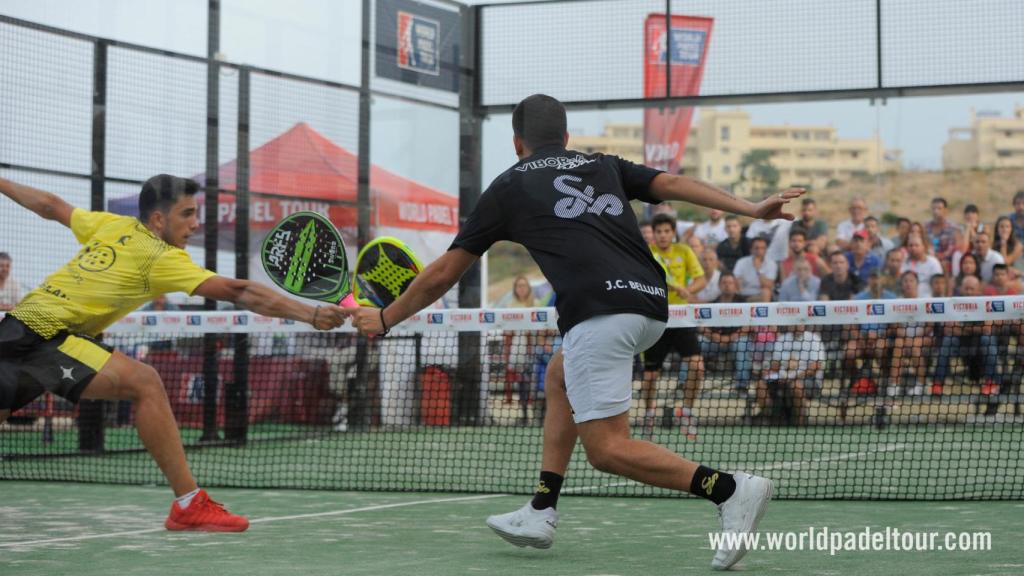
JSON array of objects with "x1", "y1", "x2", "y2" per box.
[
  {"x1": 161, "y1": 195, "x2": 201, "y2": 249},
  {"x1": 653, "y1": 223, "x2": 675, "y2": 250}
]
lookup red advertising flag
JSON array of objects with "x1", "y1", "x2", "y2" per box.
[{"x1": 643, "y1": 15, "x2": 713, "y2": 174}]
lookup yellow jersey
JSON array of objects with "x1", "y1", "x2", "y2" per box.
[
  {"x1": 651, "y1": 243, "x2": 704, "y2": 305},
  {"x1": 12, "y1": 209, "x2": 215, "y2": 338}
]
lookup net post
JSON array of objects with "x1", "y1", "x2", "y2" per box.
[{"x1": 201, "y1": 0, "x2": 222, "y2": 443}]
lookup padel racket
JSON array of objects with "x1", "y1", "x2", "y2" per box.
[
  {"x1": 260, "y1": 211, "x2": 421, "y2": 309},
  {"x1": 353, "y1": 236, "x2": 423, "y2": 308}
]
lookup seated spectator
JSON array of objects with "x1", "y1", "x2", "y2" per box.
[
  {"x1": 900, "y1": 234, "x2": 943, "y2": 297},
  {"x1": 840, "y1": 272, "x2": 893, "y2": 406},
  {"x1": 733, "y1": 237, "x2": 777, "y2": 302},
  {"x1": 890, "y1": 217, "x2": 911, "y2": 249},
  {"x1": 790, "y1": 198, "x2": 829, "y2": 257},
  {"x1": 699, "y1": 273, "x2": 753, "y2": 393},
  {"x1": 716, "y1": 215, "x2": 749, "y2": 272},
  {"x1": 864, "y1": 216, "x2": 894, "y2": 262},
  {"x1": 777, "y1": 257, "x2": 821, "y2": 302},
  {"x1": 0, "y1": 252, "x2": 22, "y2": 311},
  {"x1": 927, "y1": 197, "x2": 960, "y2": 265},
  {"x1": 880, "y1": 248, "x2": 905, "y2": 294},
  {"x1": 504, "y1": 275, "x2": 541, "y2": 406},
  {"x1": 947, "y1": 227, "x2": 971, "y2": 275},
  {"x1": 756, "y1": 325, "x2": 824, "y2": 425},
  {"x1": 993, "y1": 215, "x2": 1023, "y2": 276},
  {"x1": 639, "y1": 220, "x2": 654, "y2": 246},
  {"x1": 929, "y1": 274, "x2": 950, "y2": 298},
  {"x1": 687, "y1": 233, "x2": 705, "y2": 257},
  {"x1": 954, "y1": 252, "x2": 981, "y2": 295},
  {"x1": 962, "y1": 204, "x2": 986, "y2": 248},
  {"x1": 695, "y1": 248, "x2": 722, "y2": 303},
  {"x1": 854, "y1": 269, "x2": 897, "y2": 301},
  {"x1": 984, "y1": 264, "x2": 1019, "y2": 296},
  {"x1": 779, "y1": 229, "x2": 828, "y2": 282},
  {"x1": 690, "y1": 208, "x2": 727, "y2": 246},
  {"x1": 1006, "y1": 190, "x2": 1024, "y2": 245},
  {"x1": 910, "y1": 221, "x2": 929, "y2": 251},
  {"x1": 973, "y1": 231, "x2": 1005, "y2": 282},
  {"x1": 932, "y1": 276, "x2": 1000, "y2": 397},
  {"x1": 141, "y1": 294, "x2": 180, "y2": 312},
  {"x1": 835, "y1": 197, "x2": 868, "y2": 251},
  {"x1": 819, "y1": 251, "x2": 863, "y2": 301},
  {"x1": 846, "y1": 230, "x2": 881, "y2": 282},
  {"x1": 891, "y1": 271, "x2": 931, "y2": 396}
]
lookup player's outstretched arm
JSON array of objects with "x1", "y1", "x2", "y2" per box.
[
  {"x1": 346, "y1": 248, "x2": 479, "y2": 336},
  {"x1": 193, "y1": 276, "x2": 347, "y2": 330},
  {"x1": 649, "y1": 173, "x2": 804, "y2": 221},
  {"x1": 0, "y1": 177, "x2": 74, "y2": 227}
]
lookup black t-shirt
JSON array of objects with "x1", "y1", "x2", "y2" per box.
[
  {"x1": 716, "y1": 237, "x2": 750, "y2": 273},
  {"x1": 820, "y1": 274, "x2": 863, "y2": 301},
  {"x1": 450, "y1": 146, "x2": 668, "y2": 334}
]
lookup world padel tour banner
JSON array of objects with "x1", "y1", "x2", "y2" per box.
[
  {"x1": 643, "y1": 15, "x2": 713, "y2": 174},
  {"x1": 376, "y1": 0, "x2": 460, "y2": 93}
]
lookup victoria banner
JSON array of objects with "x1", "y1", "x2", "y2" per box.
[
  {"x1": 643, "y1": 15, "x2": 713, "y2": 174},
  {"x1": 376, "y1": 0, "x2": 461, "y2": 93}
]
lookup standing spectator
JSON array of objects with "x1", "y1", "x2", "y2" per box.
[
  {"x1": 691, "y1": 208, "x2": 727, "y2": 246},
  {"x1": 695, "y1": 248, "x2": 722, "y2": 303},
  {"x1": 789, "y1": 198, "x2": 828, "y2": 257},
  {"x1": 929, "y1": 274, "x2": 950, "y2": 298},
  {"x1": 932, "y1": 276, "x2": 1000, "y2": 397},
  {"x1": 993, "y1": 216, "x2": 1023, "y2": 275},
  {"x1": 900, "y1": 235, "x2": 943, "y2": 298},
  {"x1": 962, "y1": 204, "x2": 986, "y2": 248},
  {"x1": 835, "y1": 197, "x2": 868, "y2": 251},
  {"x1": 890, "y1": 217, "x2": 911, "y2": 249},
  {"x1": 779, "y1": 229, "x2": 827, "y2": 282},
  {"x1": 733, "y1": 237, "x2": 777, "y2": 302},
  {"x1": 757, "y1": 325, "x2": 823, "y2": 425},
  {"x1": 819, "y1": 251, "x2": 863, "y2": 301},
  {"x1": 0, "y1": 252, "x2": 22, "y2": 311},
  {"x1": 777, "y1": 257, "x2": 821, "y2": 302},
  {"x1": 687, "y1": 233, "x2": 705, "y2": 257},
  {"x1": 716, "y1": 215, "x2": 749, "y2": 272},
  {"x1": 1007, "y1": 190, "x2": 1024, "y2": 243},
  {"x1": 954, "y1": 253, "x2": 981, "y2": 296},
  {"x1": 965, "y1": 231, "x2": 1005, "y2": 282},
  {"x1": 863, "y1": 216, "x2": 893, "y2": 262},
  {"x1": 845, "y1": 230, "x2": 881, "y2": 282},
  {"x1": 700, "y1": 273, "x2": 753, "y2": 394},
  {"x1": 638, "y1": 221, "x2": 654, "y2": 247},
  {"x1": 984, "y1": 264, "x2": 1019, "y2": 296},
  {"x1": 926, "y1": 197, "x2": 959, "y2": 265},
  {"x1": 879, "y1": 248, "x2": 905, "y2": 294}
]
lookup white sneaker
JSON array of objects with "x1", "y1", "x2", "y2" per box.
[
  {"x1": 711, "y1": 473, "x2": 774, "y2": 571},
  {"x1": 486, "y1": 503, "x2": 558, "y2": 549}
]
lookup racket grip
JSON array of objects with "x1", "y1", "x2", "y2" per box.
[{"x1": 339, "y1": 293, "x2": 358, "y2": 309}]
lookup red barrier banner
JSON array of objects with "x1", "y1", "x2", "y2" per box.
[{"x1": 643, "y1": 15, "x2": 713, "y2": 174}]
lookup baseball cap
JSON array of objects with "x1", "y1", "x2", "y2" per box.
[{"x1": 853, "y1": 229, "x2": 870, "y2": 240}]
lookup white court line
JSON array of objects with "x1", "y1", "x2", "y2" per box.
[
  {"x1": 0, "y1": 493, "x2": 506, "y2": 549},
  {"x1": 0, "y1": 443, "x2": 910, "y2": 547}
]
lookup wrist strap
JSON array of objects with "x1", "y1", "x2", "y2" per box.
[{"x1": 379, "y1": 307, "x2": 390, "y2": 336}]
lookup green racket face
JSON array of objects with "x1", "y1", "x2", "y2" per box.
[
  {"x1": 354, "y1": 237, "x2": 422, "y2": 308},
  {"x1": 260, "y1": 211, "x2": 350, "y2": 302}
]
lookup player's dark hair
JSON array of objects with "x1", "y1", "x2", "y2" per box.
[
  {"x1": 651, "y1": 213, "x2": 676, "y2": 231},
  {"x1": 139, "y1": 174, "x2": 200, "y2": 223},
  {"x1": 512, "y1": 94, "x2": 567, "y2": 151}
]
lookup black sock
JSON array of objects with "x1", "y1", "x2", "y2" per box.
[
  {"x1": 530, "y1": 471, "x2": 564, "y2": 510},
  {"x1": 690, "y1": 465, "x2": 736, "y2": 505}
]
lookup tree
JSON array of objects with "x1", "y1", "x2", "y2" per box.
[{"x1": 735, "y1": 150, "x2": 780, "y2": 197}]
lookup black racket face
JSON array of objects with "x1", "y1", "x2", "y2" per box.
[
  {"x1": 355, "y1": 241, "x2": 420, "y2": 308},
  {"x1": 260, "y1": 212, "x2": 349, "y2": 302}
]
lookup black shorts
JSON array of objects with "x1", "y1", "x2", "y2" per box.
[
  {"x1": 642, "y1": 327, "x2": 701, "y2": 372},
  {"x1": 0, "y1": 315, "x2": 113, "y2": 412}
]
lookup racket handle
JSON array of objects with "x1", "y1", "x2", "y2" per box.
[{"x1": 339, "y1": 293, "x2": 358, "y2": 309}]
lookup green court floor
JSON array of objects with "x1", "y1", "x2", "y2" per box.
[{"x1": 1, "y1": 482, "x2": 1021, "y2": 576}]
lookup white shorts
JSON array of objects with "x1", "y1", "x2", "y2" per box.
[{"x1": 562, "y1": 313, "x2": 666, "y2": 423}]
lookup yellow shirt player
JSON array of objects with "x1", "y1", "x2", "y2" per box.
[
  {"x1": 641, "y1": 213, "x2": 706, "y2": 440},
  {"x1": 0, "y1": 174, "x2": 347, "y2": 532}
]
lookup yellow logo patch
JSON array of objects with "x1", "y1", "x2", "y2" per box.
[{"x1": 700, "y1": 473, "x2": 719, "y2": 496}]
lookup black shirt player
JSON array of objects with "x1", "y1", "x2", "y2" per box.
[{"x1": 344, "y1": 94, "x2": 804, "y2": 570}]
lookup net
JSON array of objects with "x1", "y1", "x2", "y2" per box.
[{"x1": 2, "y1": 296, "x2": 1022, "y2": 500}]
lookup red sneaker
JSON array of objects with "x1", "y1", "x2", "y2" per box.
[
  {"x1": 931, "y1": 382, "x2": 944, "y2": 396},
  {"x1": 981, "y1": 381, "x2": 999, "y2": 396},
  {"x1": 165, "y1": 489, "x2": 250, "y2": 532}
]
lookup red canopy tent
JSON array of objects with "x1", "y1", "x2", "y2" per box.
[{"x1": 109, "y1": 122, "x2": 458, "y2": 251}]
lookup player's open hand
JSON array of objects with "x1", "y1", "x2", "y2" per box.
[
  {"x1": 342, "y1": 306, "x2": 387, "y2": 336},
  {"x1": 752, "y1": 187, "x2": 805, "y2": 221},
  {"x1": 312, "y1": 305, "x2": 348, "y2": 330}
]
